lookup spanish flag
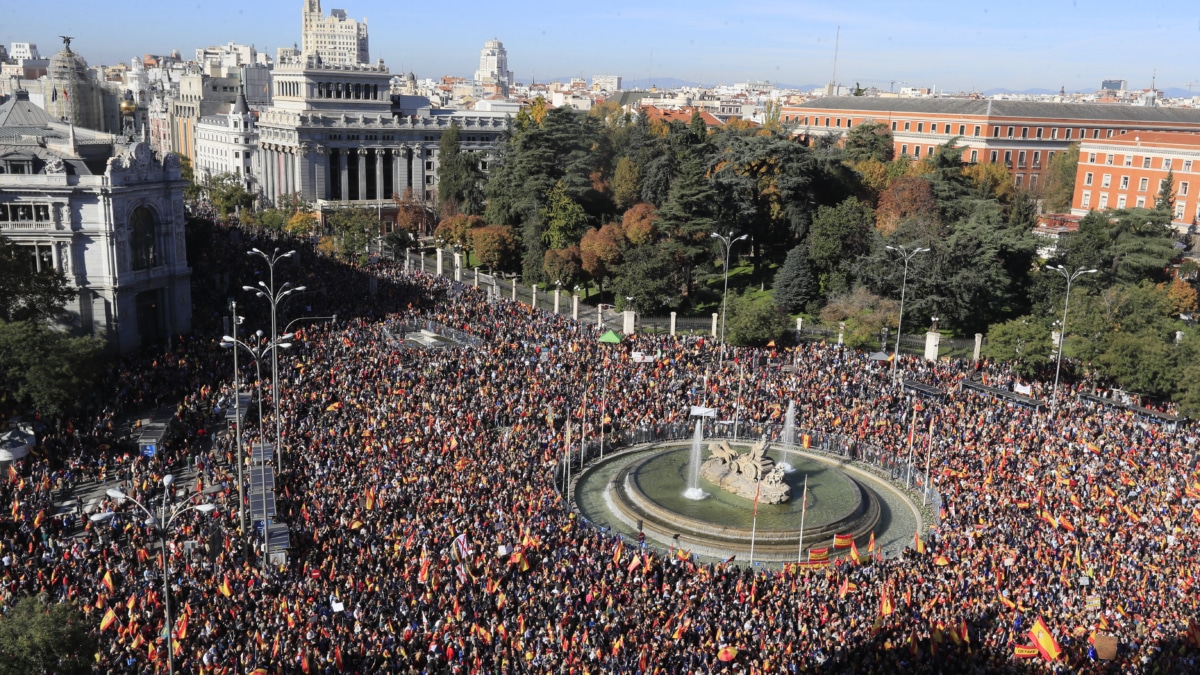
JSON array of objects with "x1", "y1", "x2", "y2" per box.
[
  {"x1": 998, "y1": 593, "x2": 1016, "y2": 609},
  {"x1": 833, "y1": 533, "x2": 854, "y2": 549},
  {"x1": 218, "y1": 576, "x2": 233, "y2": 598},
  {"x1": 613, "y1": 540, "x2": 624, "y2": 565},
  {"x1": 849, "y1": 539, "x2": 863, "y2": 563},
  {"x1": 914, "y1": 532, "x2": 925, "y2": 554},
  {"x1": 880, "y1": 591, "x2": 894, "y2": 616},
  {"x1": 102, "y1": 570, "x2": 115, "y2": 594},
  {"x1": 801, "y1": 434, "x2": 811, "y2": 449},
  {"x1": 1028, "y1": 617, "x2": 1062, "y2": 662},
  {"x1": 417, "y1": 555, "x2": 430, "y2": 584},
  {"x1": 99, "y1": 608, "x2": 118, "y2": 631},
  {"x1": 867, "y1": 531, "x2": 876, "y2": 554},
  {"x1": 808, "y1": 547, "x2": 829, "y2": 563},
  {"x1": 365, "y1": 487, "x2": 376, "y2": 511},
  {"x1": 1013, "y1": 643, "x2": 1039, "y2": 658},
  {"x1": 1187, "y1": 619, "x2": 1200, "y2": 647}
]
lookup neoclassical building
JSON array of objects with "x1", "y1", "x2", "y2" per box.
[
  {"x1": 254, "y1": 4, "x2": 508, "y2": 217},
  {"x1": 0, "y1": 90, "x2": 191, "y2": 352}
]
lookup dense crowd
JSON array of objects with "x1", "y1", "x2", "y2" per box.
[{"x1": 2, "y1": 222, "x2": 1199, "y2": 674}]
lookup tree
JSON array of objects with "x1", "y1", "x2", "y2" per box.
[
  {"x1": 610, "y1": 245, "x2": 684, "y2": 315},
  {"x1": 393, "y1": 188, "x2": 432, "y2": 237},
  {"x1": 1039, "y1": 143, "x2": 1078, "y2": 213},
  {"x1": 0, "y1": 236, "x2": 74, "y2": 323},
  {"x1": 285, "y1": 209, "x2": 319, "y2": 237},
  {"x1": 773, "y1": 245, "x2": 819, "y2": 313},
  {"x1": 0, "y1": 596, "x2": 97, "y2": 675},
  {"x1": 806, "y1": 197, "x2": 876, "y2": 297},
  {"x1": 1165, "y1": 276, "x2": 1198, "y2": 314},
  {"x1": 580, "y1": 223, "x2": 624, "y2": 296},
  {"x1": 435, "y1": 214, "x2": 485, "y2": 253},
  {"x1": 543, "y1": 246, "x2": 585, "y2": 288},
  {"x1": 470, "y1": 225, "x2": 518, "y2": 272},
  {"x1": 818, "y1": 287, "x2": 899, "y2": 349},
  {"x1": 843, "y1": 121, "x2": 894, "y2": 163},
  {"x1": 611, "y1": 156, "x2": 642, "y2": 210},
  {"x1": 0, "y1": 321, "x2": 106, "y2": 417},
  {"x1": 204, "y1": 173, "x2": 255, "y2": 218},
  {"x1": 542, "y1": 181, "x2": 589, "y2": 250},
  {"x1": 1156, "y1": 169, "x2": 1176, "y2": 214},
  {"x1": 725, "y1": 290, "x2": 790, "y2": 346},
  {"x1": 325, "y1": 208, "x2": 379, "y2": 260},
  {"x1": 963, "y1": 161, "x2": 1016, "y2": 204},
  {"x1": 437, "y1": 121, "x2": 485, "y2": 216},
  {"x1": 875, "y1": 176, "x2": 938, "y2": 236},
  {"x1": 175, "y1": 153, "x2": 202, "y2": 201},
  {"x1": 1097, "y1": 332, "x2": 1178, "y2": 397},
  {"x1": 620, "y1": 203, "x2": 658, "y2": 246},
  {"x1": 983, "y1": 318, "x2": 1053, "y2": 378}
]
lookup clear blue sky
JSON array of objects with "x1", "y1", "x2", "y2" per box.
[{"x1": 6, "y1": 0, "x2": 1200, "y2": 92}]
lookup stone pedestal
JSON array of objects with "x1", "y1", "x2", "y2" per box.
[
  {"x1": 532, "y1": 284, "x2": 538, "y2": 308},
  {"x1": 453, "y1": 252, "x2": 462, "y2": 282},
  {"x1": 572, "y1": 295, "x2": 579, "y2": 321},
  {"x1": 623, "y1": 310, "x2": 635, "y2": 335},
  {"x1": 711, "y1": 313, "x2": 719, "y2": 338},
  {"x1": 924, "y1": 331, "x2": 941, "y2": 361},
  {"x1": 511, "y1": 278, "x2": 517, "y2": 301},
  {"x1": 973, "y1": 333, "x2": 983, "y2": 362},
  {"x1": 473, "y1": 268, "x2": 479, "y2": 288},
  {"x1": 435, "y1": 249, "x2": 444, "y2": 276},
  {"x1": 554, "y1": 289, "x2": 561, "y2": 314},
  {"x1": 419, "y1": 251, "x2": 425, "y2": 273},
  {"x1": 670, "y1": 311, "x2": 677, "y2": 336}
]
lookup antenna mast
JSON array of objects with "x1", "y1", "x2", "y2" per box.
[{"x1": 830, "y1": 26, "x2": 840, "y2": 94}]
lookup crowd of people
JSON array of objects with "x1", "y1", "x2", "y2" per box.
[{"x1": 2, "y1": 221, "x2": 1199, "y2": 673}]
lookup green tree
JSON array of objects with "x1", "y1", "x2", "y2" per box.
[
  {"x1": 0, "y1": 321, "x2": 105, "y2": 418},
  {"x1": 325, "y1": 208, "x2": 379, "y2": 260},
  {"x1": 1097, "y1": 332, "x2": 1178, "y2": 397},
  {"x1": 204, "y1": 173, "x2": 255, "y2": 218},
  {"x1": 0, "y1": 236, "x2": 74, "y2": 323},
  {"x1": 610, "y1": 245, "x2": 684, "y2": 315},
  {"x1": 437, "y1": 121, "x2": 485, "y2": 216},
  {"x1": 772, "y1": 244, "x2": 819, "y2": 313},
  {"x1": 611, "y1": 156, "x2": 642, "y2": 210},
  {"x1": 175, "y1": 153, "x2": 202, "y2": 201},
  {"x1": 1156, "y1": 169, "x2": 1175, "y2": 214},
  {"x1": 543, "y1": 246, "x2": 585, "y2": 288},
  {"x1": 842, "y1": 121, "x2": 894, "y2": 163},
  {"x1": 580, "y1": 223, "x2": 625, "y2": 297},
  {"x1": 983, "y1": 318, "x2": 1053, "y2": 378},
  {"x1": 542, "y1": 181, "x2": 589, "y2": 250},
  {"x1": 806, "y1": 197, "x2": 876, "y2": 297},
  {"x1": 1039, "y1": 143, "x2": 1078, "y2": 213},
  {"x1": 657, "y1": 151, "x2": 718, "y2": 295},
  {"x1": 725, "y1": 290, "x2": 791, "y2": 347},
  {"x1": 818, "y1": 287, "x2": 899, "y2": 349},
  {"x1": 0, "y1": 596, "x2": 97, "y2": 675}
]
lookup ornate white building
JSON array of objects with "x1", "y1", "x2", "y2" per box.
[
  {"x1": 194, "y1": 90, "x2": 256, "y2": 185},
  {"x1": 253, "y1": 3, "x2": 507, "y2": 218},
  {"x1": 0, "y1": 90, "x2": 191, "y2": 352},
  {"x1": 302, "y1": 0, "x2": 369, "y2": 66},
  {"x1": 474, "y1": 39, "x2": 513, "y2": 94}
]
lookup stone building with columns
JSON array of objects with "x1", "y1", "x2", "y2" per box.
[
  {"x1": 0, "y1": 89, "x2": 191, "y2": 352},
  {"x1": 253, "y1": 56, "x2": 506, "y2": 221}
]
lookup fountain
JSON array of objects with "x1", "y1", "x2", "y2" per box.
[
  {"x1": 683, "y1": 420, "x2": 707, "y2": 500},
  {"x1": 778, "y1": 401, "x2": 796, "y2": 473}
]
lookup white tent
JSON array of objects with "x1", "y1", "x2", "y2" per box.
[{"x1": 0, "y1": 426, "x2": 34, "y2": 462}]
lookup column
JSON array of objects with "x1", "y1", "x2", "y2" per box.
[
  {"x1": 532, "y1": 284, "x2": 538, "y2": 308},
  {"x1": 554, "y1": 289, "x2": 561, "y2": 314},
  {"x1": 375, "y1": 150, "x2": 384, "y2": 203},
  {"x1": 435, "y1": 249, "x2": 444, "y2": 276},
  {"x1": 314, "y1": 146, "x2": 327, "y2": 201},
  {"x1": 339, "y1": 150, "x2": 349, "y2": 202},
  {"x1": 398, "y1": 146, "x2": 411, "y2": 196},
  {"x1": 512, "y1": 278, "x2": 517, "y2": 301},
  {"x1": 283, "y1": 148, "x2": 293, "y2": 196},
  {"x1": 572, "y1": 295, "x2": 579, "y2": 321},
  {"x1": 357, "y1": 150, "x2": 367, "y2": 202},
  {"x1": 392, "y1": 149, "x2": 403, "y2": 198},
  {"x1": 474, "y1": 268, "x2": 479, "y2": 288},
  {"x1": 623, "y1": 310, "x2": 635, "y2": 335},
  {"x1": 414, "y1": 146, "x2": 427, "y2": 201},
  {"x1": 973, "y1": 333, "x2": 983, "y2": 362},
  {"x1": 711, "y1": 313, "x2": 719, "y2": 338},
  {"x1": 453, "y1": 252, "x2": 462, "y2": 282},
  {"x1": 670, "y1": 311, "x2": 677, "y2": 336}
]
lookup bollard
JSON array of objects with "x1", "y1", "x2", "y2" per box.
[
  {"x1": 711, "y1": 313, "x2": 718, "y2": 338},
  {"x1": 670, "y1": 311, "x2": 677, "y2": 337},
  {"x1": 532, "y1": 284, "x2": 538, "y2": 308},
  {"x1": 572, "y1": 294, "x2": 579, "y2": 321}
]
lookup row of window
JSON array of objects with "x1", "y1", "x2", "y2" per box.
[
  {"x1": 1084, "y1": 153, "x2": 1193, "y2": 171},
  {"x1": 896, "y1": 145, "x2": 1052, "y2": 171},
  {"x1": 792, "y1": 114, "x2": 1130, "y2": 142},
  {"x1": 0, "y1": 203, "x2": 51, "y2": 222},
  {"x1": 1080, "y1": 192, "x2": 1192, "y2": 219},
  {"x1": 309, "y1": 81, "x2": 383, "y2": 100},
  {"x1": 1083, "y1": 172, "x2": 1187, "y2": 196}
]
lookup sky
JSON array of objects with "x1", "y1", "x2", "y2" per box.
[{"x1": 5, "y1": 0, "x2": 1200, "y2": 93}]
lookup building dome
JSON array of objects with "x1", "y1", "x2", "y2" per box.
[{"x1": 46, "y1": 43, "x2": 103, "y2": 131}]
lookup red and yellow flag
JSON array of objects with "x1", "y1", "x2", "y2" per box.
[
  {"x1": 102, "y1": 570, "x2": 115, "y2": 594},
  {"x1": 833, "y1": 533, "x2": 854, "y2": 549},
  {"x1": 99, "y1": 608, "x2": 118, "y2": 631},
  {"x1": 914, "y1": 532, "x2": 925, "y2": 554},
  {"x1": 218, "y1": 576, "x2": 233, "y2": 598},
  {"x1": 1013, "y1": 643, "x2": 1040, "y2": 658},
  {"x1": 1028, "y1": 617, "x2": 1062, "y2": 662}
]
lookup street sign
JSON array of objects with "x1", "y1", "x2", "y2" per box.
[{"x1": 141, "y1": 444, "x2": 156, "y2": 457}]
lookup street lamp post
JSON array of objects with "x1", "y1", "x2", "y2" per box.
[
  {"x1": 227, "y1": 301, "x2": 246, "y2": 535},
  {"x1": 711, "y1": 231, "x2": 748, "y2": 363},
  {"x1": 220, "y1": 331, "x2": 291, "y2": 567},
  {"x1": 886, "y1": 244, "x2": 930, "y2": 382},
  {"x1": 1048, "y1": 265, "x2": 1097, "y2": 406},
  {"x1": 245, "y1": 248, "x2": 304, "y2": 469},
  {"x1": 99, "y1": 476, "x2": 216, "y2": 675}
]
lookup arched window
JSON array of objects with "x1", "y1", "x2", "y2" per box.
[{"x1": 129, "y1": 206, "x2": 157, "y2": 271}]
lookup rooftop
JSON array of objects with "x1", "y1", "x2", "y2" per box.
[
  {"x1": 1094, "y1": 130, "x2": 1200, "y2": 149},
  {"x1": 791, "y1": 97, "x2": 1200, "y2": 125}
]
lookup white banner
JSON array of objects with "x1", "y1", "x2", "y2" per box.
[
  {"x1": 690, "y1": 406, "x2": 717, "y2": 418},
  {"x1": 632, "y1": 351, "x2": 654, "y2": 363},
  {"x1": 1014, "y1": 383, "x2": 1032, "y2": 396}
]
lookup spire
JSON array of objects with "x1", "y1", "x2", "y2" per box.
[{"x1": 67, "y1": 120, "x2": 77, "y2": 153}]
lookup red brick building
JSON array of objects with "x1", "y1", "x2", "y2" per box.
[
  {"x1": 1072, "y1": 131, "x2": 1200, "y2": 229},
  {"x1": 783, "y1": 97, "x2": 1200, "y2": 191}
]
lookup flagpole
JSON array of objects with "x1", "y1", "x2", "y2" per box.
[
  {"x1": 922, "y1": 416, "x2": 935, "y2": 506},
  {"x1": 796, "y1": 474, "x2": 808, "y2": 563},
  {"x1": 905, "y1": 407, "x2": 919, "y2": 489},
  {"x1": 564, "y1": 413, "x2": 572, "y2": 497}
]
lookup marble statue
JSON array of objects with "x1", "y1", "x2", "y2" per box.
[{"x1": 700, "y1": 436, "x2": 791, "y2": 504}]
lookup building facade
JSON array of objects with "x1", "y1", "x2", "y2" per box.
[
  {"x1": 474, "y1": 39, "x2": 512, "y2": 94},
  {"x1": 302, "y1": 0, "x2": 369, "y2": 66},
  {"x1": 1072, "y1": 131, "x2": 1200, "y2": 229},
  {"x1": 784, "y1": 97, "x2": 1200, "y2": 190},
  {"x1": 0, "y1": 90, "x2": 191, "y2": 352},
  {"x1": 194, "y1": 92, "x2": 256, "y2": 184}
]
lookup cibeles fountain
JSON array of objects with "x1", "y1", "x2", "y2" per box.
[{"x1": 574, "y1": 403, "x2": 916, "y2": 564}]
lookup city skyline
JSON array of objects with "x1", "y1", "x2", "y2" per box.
[{"x1": 5, "y1": 0, "x2": 1200, "y2": 92}]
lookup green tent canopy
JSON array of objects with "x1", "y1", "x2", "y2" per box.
[{"x1": 598, "y1": 330, "x2": 623, "y2": 344}]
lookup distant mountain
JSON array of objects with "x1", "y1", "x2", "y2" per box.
[
  {"x1": 1164, "y1": 87, "x2": 1196, "y2": 99},
  {"x1": 982, "y1": 88, "x2": 1060, "y2": 96},
  {"x1": 619, "y1": 77, "x2": 702, "y2": 90}
]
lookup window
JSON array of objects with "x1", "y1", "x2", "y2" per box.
[
  {"x1": 1015, "y1": 174, "x2": 1023, "y2": 187},
  {"x1": 1136, "y1": 197, "x2": 1146, "y2": 208},
  {"x1": 913, "y1": 146, "x2": 921, "y2": 158},
  {"x1": 1004, "y1": 150, "x2": 1012, "y2": 166},
  {"x1": 1107, "y1": 129, "x2": 1114, "y2": 138},
  {"x1": 425, "y1": 161, "x2": 433, "y2": 171},
  {"x1": 959, "y1": 125, "x2": 966, "y2": 135},
  {"x1": 1105, "y1": 154, "x2": 1113, "y2": 166},
  {"x1": 1123, "y1": 155, "x2": 1132, "y2": 167},
  {"x1": 1084, "y1": 172, "x2": 1093, "y2": 186},
  {"x1": 1101, "y1": 174, "x2": 1111, "y2": 188},
  {"x1": 1018, "y1": 151, "x2": 1026, "y2": 167},
  {"x1": 973, "y1": 125, "x2": 980, "y2": 136},
  {"x1": 891, "y1": 121, "x2": 897, "y2": 131},
  {"x1": 1119, "y1": 176, "x2": 1129, "y2": 190},
  {"x1": 990, "y1": 150, "x2": 998, "y2": 163},
  {"x1": 904, "y1": 122, "x2": 910, "y2": 131},
  {"x1": 1051, "y1": 128, "x2": 1058, "y2": 140},
  {"x1": 1029, "y1": 175, "x2": 1038, "y2": 189},
  {"x1": 129, "y1": 206, "x2": 157, "y2": 271},
  {"x1": 928, "y1": 123, "x2": 935, "y2": 133},
  {"x1": 1182, "y1": 182, "x2": 1190, "y2": 196},
  {"x1": 1099, "y1": 194, "x2": 1109, "y2": 209},
  {"x1": 1065, "y1": 129, "x2": 1072, "y2": 140},
  {"x1": 1117, "y1": 195, "x2": 1126, "y2": 209},
  {"x1": 1007, "y1": 127, "x2": 1014, "y2": 138},
  {"x1": 1082, "y1": 192, "x2": 1091, "y2": 208},
  {"x1": 1088, "y1": 153, "x2": 1096, "y2": 163},
  {"x1": 1164, "y1": 158, "x2": 1173, "y2": 170},
  {"x1": 993, "y1": 127, "x2": 1000, "y2": 138},
  {"x1": 1093, "y1": 129, "x2": 1100, "y2": 139},
  {"x1": 1021, "y1": 127, "x2": 1029, "y2": 138},
  {"x1": 1143, "y1": 157, "x2": 1151, "y2": 168},
  {"x1": 901, "y1": 144, "x2": 909, "y2": 155},
  {"x1": 1139, "y1": 178, "x2": 1148, "y2": 191},
  {"x1": 1033, "y1": 151, "x2": 1041, "y2": 166},
  {"x1": 970, "y1": 150, "x2": 978, "y2": 162},
  {"x1": 835, "y1": 118, "x2": 841, "y2": 127},
  {"x1": 1176, "y1": 203, "x2": 1186, "y2": 219}
]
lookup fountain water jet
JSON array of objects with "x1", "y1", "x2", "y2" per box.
[
  {"x1": 777, "y1": 401, "x2": 798, "y2": 473},
  {"x1": 683, "y1": 420, "x2": 707, "y2": 500}
]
